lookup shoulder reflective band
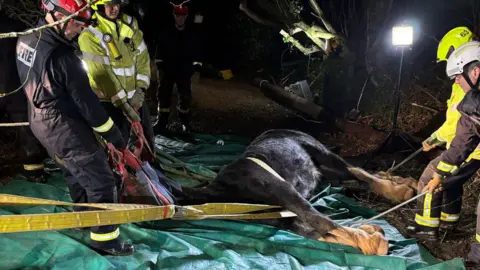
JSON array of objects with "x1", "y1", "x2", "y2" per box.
[{"x1": 0, "y1": 194, "x2": 292, "y2": 233}]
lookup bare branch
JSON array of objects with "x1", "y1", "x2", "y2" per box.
[
  {"x1": 0, "y1": 0, "x2": 99, "y2": 39},
  {"x1": 309, "y1": 0, "x2": 337, "y2": 34},
  {"x1": 239, "y1": 0, "x2": 279, "y2": 28},
  {"x1": 279, "y1": 29, "x2": 320, "y2": 55}
]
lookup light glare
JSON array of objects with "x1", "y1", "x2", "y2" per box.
[{"x1": 392, "y1": 26, "x2": 413, "y2": 46}]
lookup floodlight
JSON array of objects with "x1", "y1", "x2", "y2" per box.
[{"x1": 392, "y1": 25, "x2": 413, "y2": 46}]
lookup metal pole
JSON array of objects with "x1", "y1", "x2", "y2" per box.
[{"x1": 392, "y1": 46, "x2": 405, "y2": 130}]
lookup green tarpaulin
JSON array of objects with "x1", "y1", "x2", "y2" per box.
[{"x1": 0, "y1": 133, "x2": 466, "y2": 269}]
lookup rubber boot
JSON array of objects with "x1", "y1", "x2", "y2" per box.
[
  {"x1": 92, "y1": 239, "x2": 135, "y2": 256},
  {"x1": 178, "y1": 111, "x2": 192, "y2": 133},
  {"x1": 153, "y1": 113, "x2": 170, "y2": 135},
  {"x1": 20, "y1": 166, "x2": 47, "y2": 183},
  {"x1": 406, "y1": 224, "x2": 439, "y2": 241}
]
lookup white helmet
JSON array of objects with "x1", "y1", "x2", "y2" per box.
[{"x1": 446, "y1": 41, "x2": 480, "y2": 79}]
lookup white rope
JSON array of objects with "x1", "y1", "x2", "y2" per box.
[{"x1": 0, "y1": 122, "x2": 29, "y2": 127}]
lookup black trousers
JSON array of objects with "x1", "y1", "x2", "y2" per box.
[
  {"x1": 414, "y1": 155, "x2": 480, "y2": 230},
  {"x1": 156, "y1": 69, "x2": 193, "y2": 125},
  {"x1": 30, "y1": 110, "x2": 122, "y2": 249},
  {"x1": 0, "y1": 91, "x2": 47, "y2": 171},
  {"x1": 101, "y1": 102, "x2": 155, "y2": 153}
]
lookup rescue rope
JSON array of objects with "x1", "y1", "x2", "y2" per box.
[{"x1": 0, "y1": 122, "x2": 29, "y2": 127}]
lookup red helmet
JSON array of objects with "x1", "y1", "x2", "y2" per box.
[
  {"x1": 42, "y1": 0, "x2": 92, "y2": 26},
  {"x1": 173, "y1": 6, "x2": 188, "y2": 16}
]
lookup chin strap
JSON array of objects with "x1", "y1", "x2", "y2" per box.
[
  {"x1": 49, "y1": 11, "x2": 70, "y2": 39},
  {"x1": 462, "y1": 70, "x2": 480, "y2": 91}
]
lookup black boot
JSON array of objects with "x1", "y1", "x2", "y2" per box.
[
  {"x1": 406, "y1": 224, "x2": 439, "y2": 241},
  {"x1": 91, "y1": 238, "x2": 135, "y2": 256},
  {"x1": 153, "y1": 113, "x2": 170, "y2": 135},
  {"x1": 20, "y1": 166, "x2": 47, "y2": 183},
  {"x1": 178, "y1": 111, "x2": 192, "y2": 133},
  {"x1": 99, "y1": 242, "x2": 135, "y2": 256}
]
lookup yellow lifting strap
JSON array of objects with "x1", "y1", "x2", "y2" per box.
[{"x1": 0, "y1": 194, "x2": 296, "y2": 233}]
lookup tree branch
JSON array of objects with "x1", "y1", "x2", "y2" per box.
[
  {"x1": 239, "y1": 0, "x2": 279, "y2": 28},
  {"x1": 309, "y1": 0, "x2": 337, "y2": 34},
  {"x1": 0, "y1": 0, "x2": 99, "y2": 39},
  {"x1": 279, "y1": 29, "x2": 320, "y2": 55}
]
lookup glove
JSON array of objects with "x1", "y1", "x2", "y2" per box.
[
  {"x1": 129, "y1": 88, "x2": 145, "y2": 110},
  {"x1": 422, "y1": 173, "x2": 443, "y2": 194},
  {"x1": 98, "y1": 124, "x2": 127, "y2": 150},
  {"x1": 120, "y1": 102, "x2": 141, "y2": 122},
  {"x1": 422, "y1": 135, "x2": 445, "y2": 152}
]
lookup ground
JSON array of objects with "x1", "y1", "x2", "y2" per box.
[{"x1": 0, "y1": 75, "x2": 477, "y2": 266}]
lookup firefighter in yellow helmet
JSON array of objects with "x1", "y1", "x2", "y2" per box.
[
  {"x1": 407, "y1": 28, "x2": 480, "y2": 240},
  {"x1": 78, "y1": 0, "x2": 154, "y2": 150}
]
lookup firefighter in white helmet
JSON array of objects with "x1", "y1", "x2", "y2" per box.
[{"x1": 408, "y1": 41, "x2": 480, "y2": 266}]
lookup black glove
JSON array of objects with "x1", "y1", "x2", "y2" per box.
[{"x1": 100, "y1": 125, "x2": 127, "y2": 150}]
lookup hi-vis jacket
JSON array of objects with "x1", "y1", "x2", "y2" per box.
[
  {"x1": 78, "y1": 12, "x2": 150, "y2": 107},
  {"x1": 429, "y1": 83, "x2": 480, "y2": 162},
  {"x1": 434, "y1": 89, "x2": 480, "y2": 184}
]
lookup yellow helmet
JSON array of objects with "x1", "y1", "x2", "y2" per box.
[
  {"x1": 91, "y1": 0, "x2": 127, "y2": 11},
  {"x1": 437, "y1": 26, "x2": 476, "y2": 63}
]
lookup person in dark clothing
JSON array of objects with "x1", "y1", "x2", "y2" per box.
[
  {"x1": 153, "y1": 3, "x2": 204, "y2": 134},
  {"x1": 405, "y1": 41, "x2": 480, "y2": 267},
  {"x1": 0, "y1": 14, "x2": 49, "y2": 182},
  {"x1": 16, "y1": 0, "x2": 134, "y2": 256}
]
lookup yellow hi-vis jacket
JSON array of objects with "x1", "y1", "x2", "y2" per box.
[
  {"x1": 429, "y1": 83, "x2": 480, "y2": 161},
  {"x1": 78, "y1": 12, "x2": 151, "y2": 107}
]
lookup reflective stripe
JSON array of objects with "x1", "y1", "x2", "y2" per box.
[
  {"x1": 111, "y1": 90, "x2": 127, "y2": 103},
  {"x1": 415, "y1": 214, "x2": 440, "y2": 228},
  {"x1": 159, "y1": 108, "x2": 170, "y2": 113},
  {"x1": 112, "y1": 66, "x2": 135, "y2": 77},
  {"x1": 440, "y1": 212, "x2": 460, "y2": 222},
  {"x1": 93, "y1": 117, "x2": 114, "y2": 133},
  {"x1": 23, "y1": 164, "x2": 44, "y2": 171},
  {"x1": 247, "y1": 157, "x2": 285, "y2": 182},
  {"x1": 437, "y1": 161, "x2": 458, "y2": 173},
  {"x1": 177, "y1": 106, "x2": 189, "y2": 114},
  {"x1": 136, "y1": 74, "x2": 150, "y2": 84},
  {"x1": 137, "y1": 41, "x2": 147, "y2": 53},
  {"x1": 125, "y1": 15, "x2": 133, "y2": 25},
  {"x1": 82, "y1": 52, "x2": 110, "y2": 65},
  {"x1": 127, "y1": 89, "x2": 136, "y2": 99},
  {"x1": 84, "y1": 27, "x2": 109, "y2": 56},
  {"x1": 423, "y1": 193, "x2": 433, "y2": 218},
  {"x1": 91, "y1": 228, "x2": 120, "y2": 242},
  {"x1": 92, "y1": 88, "x2": 106, "y2": 99},
  {"x1": 192, "y1": 61, "x2": 203, "y2": 67},
  {"x1": 476, "y1": 234, "x2": 480, "y2": 243}
]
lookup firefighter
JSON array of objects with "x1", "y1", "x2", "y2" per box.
[
  {"x1": 153, "y1": 4, "x2": 204, "y2": 134},
  {"x1": 16, "y1": 0, "x2": 134, "y2": 255},
  {"x1": 78, "y1": 0, "x2": 154, "y2": 152},
  {"x1": 414, "y1": 41, "x2": 480, "y2": 266},
  {"x1": 0, "y1": 14, "x2": 49, "y2": 182},
  {"x1": 406, "y1": 28, "x2": 480, "y2": 239}
]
